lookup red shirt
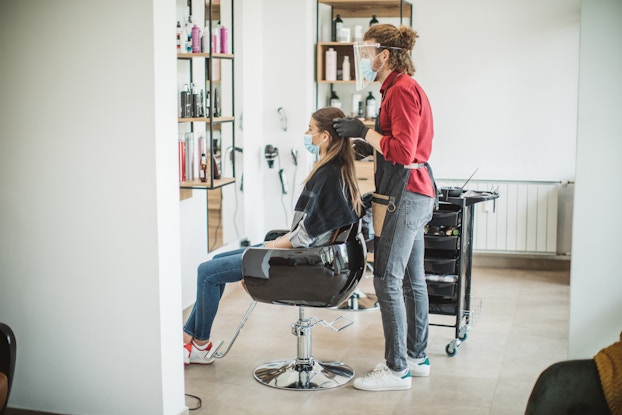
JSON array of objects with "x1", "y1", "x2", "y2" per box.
[{"x1": 378, "y1": 71, "x2": 435, "y2": 197}]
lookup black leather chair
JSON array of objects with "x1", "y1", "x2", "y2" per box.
[
  {"x1": 241, "y1": 221, "x2": 366, "y2": 390},
  {"x1": 525, "y1": 359, "x2": 611, "y2": 415},
  {"x1": 0, "y1": 323, "x2": 16, "y2": 415}
]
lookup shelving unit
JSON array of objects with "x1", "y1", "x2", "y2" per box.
[
  {"x1": 315, "y1": 0, "x2": 412, "y2": 118},
  {"x1": 177, "y1": 0, "x2": 235, "y2": 251}
]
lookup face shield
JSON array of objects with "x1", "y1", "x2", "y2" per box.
[
  {"x1": 353, "y1": 42, "x2": 381, "y2": 91},
  {"x1": 353, "y1": 42, "x2": 406, "y2": 91}
]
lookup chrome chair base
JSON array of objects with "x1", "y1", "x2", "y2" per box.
[
  {"x1": 338, "y1": 288, "x2": 379, "y2": 311},
  {"x1": 254, "y1": 359, "x2": 354, "y2": 390}
]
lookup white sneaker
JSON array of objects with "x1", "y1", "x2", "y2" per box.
[
  {"x1": 353, "y1": 364, "x2": 412, "y2": 391},
  {"x1": 407, "y1": 356, "x2": 430, "y2": 377},
  {"x1": 183, "y1": 341, "x2": 215, "y2": 366}
]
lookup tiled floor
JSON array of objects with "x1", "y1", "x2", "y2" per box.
[{"x1": 183, "y1": 266, "x2": 570, "y2": 415}]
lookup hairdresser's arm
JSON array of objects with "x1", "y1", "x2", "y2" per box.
[{"x1": 361, "y1": 129, "x2": 384, "y2": 155}]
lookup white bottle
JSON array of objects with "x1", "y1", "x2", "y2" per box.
[
  {"x1": 201, "y1": 22, "x2": 210, "y2": 52},
  {"x1": 342, "y1": 55, "x2": 351, "y2": 81},
  {"x1": 325, "y1": 48, "x2": 337, "y2": 81}
]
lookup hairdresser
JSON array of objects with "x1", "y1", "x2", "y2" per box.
[{"x1": 333, "y1": 24, "x2": 436, "y2": 391}]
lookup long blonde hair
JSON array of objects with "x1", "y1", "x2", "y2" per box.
[{"x1": 303, "y1": 107, "x2": 363, "y2": 217}]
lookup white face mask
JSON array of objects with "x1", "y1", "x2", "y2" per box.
[{"x1": 354, "y1": 42, "x2": 401, "y2": 91}]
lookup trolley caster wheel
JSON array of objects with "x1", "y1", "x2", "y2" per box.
[
  {"x1": 458, "y1": 328, "x2": 468, "y2": 341},
  {"x1": 445, "y1": 342, "x2": 458, "y2": 357}
]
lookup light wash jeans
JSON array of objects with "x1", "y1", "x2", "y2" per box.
[
  {"x1": 183, "y1": 247, "x2": 247, "y2": 341},
  {"x1": 373, "y1": 191, "x2": 434, "y2": 372}
]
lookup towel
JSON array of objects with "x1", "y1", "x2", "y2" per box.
[{"x1": 594, "y1": 331, "x2": 622, "y2": 415}]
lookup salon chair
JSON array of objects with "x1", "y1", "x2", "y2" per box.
[
  {"x1": 241, "y1": 221, "x2": 367, "y2": 390},
  {"x1": 525, "y1": 359, "x2": 611, "y2": 415},
  {"x1": 0, "y1": 323, "x2": 16, "y2": 415}
]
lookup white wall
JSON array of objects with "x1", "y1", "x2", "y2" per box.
[
  {"x1": 0, "y1": 1, "x2": 186, "y2": 414},
  {"x1": 256, "y1": 0, "x2": 317, "y2": 233},
  {"x1": 413, "y1": 0, "x2": 580, "y2": 182},
  {"x1": 569, "y1": 0, "x2": 622, "y2": 358}
]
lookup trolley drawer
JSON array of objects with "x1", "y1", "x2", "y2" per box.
[
  {"x1": 424, "y1": 257, "x2": 457, "y2": 275},
  {"x1": 428, "y1": 209, "x2": 461, "y2": 227},
  {"x1": 426, "y1": 280, "x2": 457, "y2": 298},
  {"x1": 429, "y1": 301, "x2": 459, "y2": 315},
  {"x1": 424, "y1": 235, "x2": 459, "y2": 251}
]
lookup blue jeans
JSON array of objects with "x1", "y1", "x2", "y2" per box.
[
  {"x1": 183, "y1": 247, "x2": 247, "y2": 341},
  {"x1": 373, "y1": 191, "x2": 434, "y2": 372}
]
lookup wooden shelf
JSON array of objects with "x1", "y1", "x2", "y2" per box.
[
  {"x1": 178, "y1": 116, "x2": 235, "y2": 124},
  {"x1": 177, "y1": 52, "x2": 234, "y2": 59},
  {"x1": 179, "y1": 177, "x2": 236, "y2": 190},
  {"x1": 318, "y1": 0, "x2": 412, "y2": 19},
  {"x1": 317, "y1": 42, "x2": 355, "y2": 82}
]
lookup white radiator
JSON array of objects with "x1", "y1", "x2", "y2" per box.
[{"x1": 437, "y1": 180, "x2": 564, "y2": 254}]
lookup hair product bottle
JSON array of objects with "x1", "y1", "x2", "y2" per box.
[
  {"x1": 200, "y1": 153, "x2": 208, "y2": 182},
  {"x1": 220, "y1": 25, "x2": 228, "y2": 54},
  {"x1": 329, "y1": 90, "x2": 341, "y2": 108},
  {"x1": 332, "y1": 14, "x2": 343, "y2": 42},
  {"x1": 342, "y1": 55, "x2": 351, "y2": 81},
  {"x1": 325, "y1": 48, "x2": 337, "y2": 81},
  {"x1": 191, "y1": 24, "x2": 200, "y2": 53},
  {"x1": 366, "y1": 92, "x2": 377, "y2": 120},
  {"x1": 213, "y1": 87, "x2": 221, "y2": 117},
  {"x1": 176, "y1": 21, "x2": 182, "y2": 53}
]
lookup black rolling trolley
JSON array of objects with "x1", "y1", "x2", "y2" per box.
[{"x1": 424, "y1": 189, "x2": 498, "y2": 356}]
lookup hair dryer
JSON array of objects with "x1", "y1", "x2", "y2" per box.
[{"x1": 264, "y1": 144, "x2": 279, "y2": 168}]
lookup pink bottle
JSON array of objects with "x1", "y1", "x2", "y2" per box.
[
  {"x1": 191, "y1": 25, "x2": 200, "y2": 53},
  {"x1": 220, "y1": 25, "x2": 228, "y2": 54}
]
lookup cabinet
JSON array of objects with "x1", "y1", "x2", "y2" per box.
[
  {"x1": 315, "y1": 0, "x2": 412, "y2": 118},
  {"x1": 177, "y1": 0, "x2": 235, "y2": 252},
  {"x1": 424, "y1": 191, "x2": 498, "y2": 357}
]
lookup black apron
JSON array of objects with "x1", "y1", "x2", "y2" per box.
[{"x1": 372, "y1": 75, "x2": 438, "y2": 279}]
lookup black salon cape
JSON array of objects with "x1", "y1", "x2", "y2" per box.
[{"x1": 292, "y1": 158, "x2": 359, "y2": 238}]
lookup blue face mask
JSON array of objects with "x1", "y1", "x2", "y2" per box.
[
  {"x1": 360, "y1": 58, "x2": 377, "y2": 82},
  {"x1": 361, "y1": 55, "x2": 385, "y2": 82},
  {"x1": 303, "y1": 133, "x2": 321, "y2": 155}
]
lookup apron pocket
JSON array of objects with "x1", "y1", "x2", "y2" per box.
[{"x1": 371, "y1": 192, "x2": 396, "y2": 237}]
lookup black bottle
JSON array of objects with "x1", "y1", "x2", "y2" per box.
[
  {"x1": 213, "y1": 88, "x2": 221, "y2": 117},
  {"x1": 370, "y1": 15, "x2": 379, "y2": 27},
  {"x1": 329, "y1": 90, "x2": 341, "y2": 108},
  {"x1": 332, "y1": 14, "x2": 343, "y2": 42},
  {"x1": 180, "y1": 84, "x2": 190, "y2": 118},
  {"x1": 365, "y1": 92, "x2": 376, "y2": 120}
]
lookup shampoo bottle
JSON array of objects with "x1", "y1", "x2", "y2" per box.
[
  {"x1": 366, "y1": 92, "x2": 377, "y2": 120},
  {"x1": 342, "y1": 55, "x2": 351, "y2": 81},
  {"x1": 325, "y1": 48, "x2": 337, "y2": 81},
  {"x1": 191, "y1": 24, "x2": 200, "y2": 53},
  {"x1": 329, "y1": 90, "x2": 341, "y2": 109},
  {"x1": 220, "y1": 25, "x2": 228, "y2": 54},
  {"x1": 332, "y1": 14, "x2": 343, "y2": 42}
]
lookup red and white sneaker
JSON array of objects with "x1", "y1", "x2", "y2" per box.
[{"x1": 183, "y1": 341, "x2": 214, "y2": 366}]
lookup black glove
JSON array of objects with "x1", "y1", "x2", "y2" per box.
[{"x1": 332, "y1": 117, "x2": 369, "y2": 139}]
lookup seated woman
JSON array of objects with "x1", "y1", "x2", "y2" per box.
[{"x1": 183, "y1": 107, "x2": 364, "y2": 365}]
